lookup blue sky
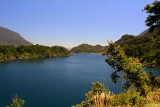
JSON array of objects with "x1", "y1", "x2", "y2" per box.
[{"x1": 0, "y1": 0, "x2": 155, "y2": 48}]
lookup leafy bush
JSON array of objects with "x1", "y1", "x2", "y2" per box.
[
  {"x1": 113, "y1": 89, "x2": 146, "y2": 106},
  {"x1": 155, "y1": 76, "x2": 160, "y2": 88},
  {"x1": 72, "y1": 82, "x2": 149, "y2": 107}
]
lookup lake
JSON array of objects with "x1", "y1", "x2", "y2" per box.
[{"x1": 0, "y1": 53, "x2": 160, "y2": 107}]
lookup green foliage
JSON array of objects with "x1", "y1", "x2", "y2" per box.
[
  {"x1": 6, "y1": 94, "x2": 25, "y2": 107},
  {"x1": 155, "y1": 76, "x2": 160, "y2": 88},
  {"x1": 113, "y1": 88, "x2": 146, "y2": 106},
  {"x1": 148, "y1": 69, "x2": 157, "y2": 88},
  {"x1": 70, "y1": 44, "x2": 106, "y2": 53},
  {"x1": 72, "y1": 83, "x2": 150, "y2": 107},
  {"x1": 0, "y1": 45, "x2": 71, "y2": 61},
  {"x1": 115, "y1": 34, "x2": 135, "y2": 47},
  {"x1": 149, "y1": 69, "x2": 154, "y2": 80},
  {"x1": 104, "y1": 42, "x2": 151, "y2": 95},
  {"x1": 85, "y1": 82, "x2": 106, "y2": 99},
  {"x1": 115, "y1": 27, "x2": 160, "y2": 66},
  {"x1": 72, "y1": 82, "x2": 107, "y2": 107},
  {"x1": 143, "y1": 0, "x2": 160, "y2": 31}
]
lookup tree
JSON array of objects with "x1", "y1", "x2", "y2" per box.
[
  {"x1": 103, "y1": 42, "x2": 151, "y2": 96},
  {"x1": 143, "y1": 1, "x2": 160, "y2": 31},
  {"x1": 148, "y1": 69, "x2": 156, "y2": 88}
]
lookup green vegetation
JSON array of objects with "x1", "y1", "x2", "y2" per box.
[
  {"x1": 0, "y1": 44, "x2": 71, "y2": 61},
  {"x1": 70, "y1": 44, "x2": 106, "y2": 53},
  {"x1": 104, "y1": 42, "x2": 151, "y2": 95},
  {"x1": 72, "y1": 82, "x2": 107, "y2": 107},
  {"x1": 73, "y1": 83, "x2": 160, "y2": 107},
  {"x1": 72, "y1": 42, "x2": 160, "y2": 107},
  {"x1": 115, "y1": 27, "x2": 160, "y2": 66},
  {"x1": 0, "y1": 26, "x2": 32, "y2": 46},
  {"x1": 155, "y1": 76, "x2": 160, "y2": 88},
  {"x1": 115, "y1": 34, "x2": 135, "y2": 47},
  {"x1": 143, "y1": 0, "x2": 160, "y2": 31},
  {"x1": 6, "y1": 94, "x2": 25, "y2": 107}
]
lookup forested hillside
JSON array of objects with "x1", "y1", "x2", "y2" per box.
[
  {"x1": 0, "y1": 45, "x2": 71, "y2": 61},
  {"x1": 115, "y1": 34, "x2": 135, "y2": 47},
  {"x1": 70, "y1": 44, "x2": 106, "y2": 53},
  {"x1": 115, "y1": 27, "x2": 160, "y2": 66},
  {"x1": 0, "y1": 26, "x2": 32, "y2": 46}
]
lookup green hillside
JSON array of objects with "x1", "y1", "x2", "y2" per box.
[
  {"x1": 70, "y1": 44, "x2": 106, "y2": 53},
  {"x1": 115, "y1": 34, "x2": 135, "y2": 47},
  {"x1": 0, "y1": 26, "x2": 32, "y2": 46},
  {"x1": 115, "y1": 27, "x2": 160, "y2": 66}
]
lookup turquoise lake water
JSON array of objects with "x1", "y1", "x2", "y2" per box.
[{"x1": 0, "y1": 53, "x2": 160, "y2": 107}]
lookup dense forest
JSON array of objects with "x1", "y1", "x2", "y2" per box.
[
  {"x1": 70, "y1": 44, "x2": 106, "y2": 53},
  {"x1": 0, "y1": 45, "x2": 71, "y2": 61},
  {"x1": 115, "y1": 26, "x2": 160, "y2": 66}
]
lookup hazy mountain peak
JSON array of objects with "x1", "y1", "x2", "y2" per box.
[{"x1": 0, "y1": 26, "x2": 32, "y2": 46}]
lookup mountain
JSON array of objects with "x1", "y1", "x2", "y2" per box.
[
  {"x1": 0, "y1": 26, "x2": 32, "y2": 46},
  {"x1": 115, "y1": 27, "x2": 160, "y2": 66},
  {"x1": 70, "y1": 44, "x2": 106, "y2": 53},
  {"x1": 115, "y1": 34, "x2": 135, "y2": 47},
  {"x1": 137, "y1": 29, "x2": 149, "y2": 36},
  {"x1": 115, "y1": 27, "x2": 160, "y2": 46}
]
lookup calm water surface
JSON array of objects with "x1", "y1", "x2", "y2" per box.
[{"x1": 0, "y1": 53, "x2": 160, "y2": 107}]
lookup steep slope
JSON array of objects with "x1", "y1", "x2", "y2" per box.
[
  {"x1": 70, "y1": 44, "x2": 106, "y2": 53},
  {"x1": 137, "y1": 29, "x2": 149, "y2": 36},
  {"x1": 0, "y1": 26, "x2": 32, "y2": 46}
]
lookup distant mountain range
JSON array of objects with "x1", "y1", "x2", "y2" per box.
[
  {"x1": 70, "y1": 44, "x2": 106, "y2": 53},
  {"x1": 0, "y1": 26, "x2": 32, "y2": 46}
]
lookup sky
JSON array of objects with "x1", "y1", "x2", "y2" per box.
[{"x1": 0, "y1": 0, "x2": 156, "y2": 49}]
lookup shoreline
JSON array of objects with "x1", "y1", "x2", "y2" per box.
[
  {"x1": 0, "y1": 53, "x2": 73, "y2": 62},
  {"x1": 73, "y1": 52, "x2": 101, "y2": 54},
  {"x1": 138, "y1": 62, "x2": 160, "y2": 68},
  {"x1": 1, "y1": 53, "x2": 159, "y2": 69}
]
